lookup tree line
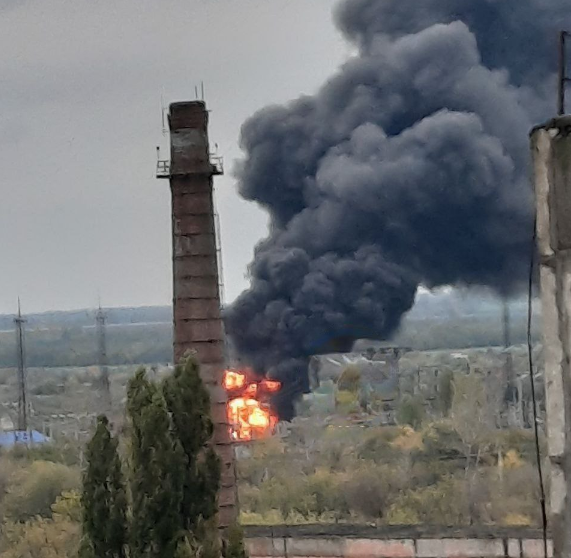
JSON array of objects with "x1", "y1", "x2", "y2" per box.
[{"x1": 0, "y1": 358, "x2": 248, "y2": 558}]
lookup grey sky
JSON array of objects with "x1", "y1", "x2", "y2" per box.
[{"x1": 0, "y1": 0, "x2": 349, "y2": 314}]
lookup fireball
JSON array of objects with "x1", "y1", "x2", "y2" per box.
[
  {"x1": 223, "y1": 369, "x2": 247, "y2": 391},
  {"x1": 223, "y1": 370, "x2": 280, "y2": 442},
  {"x1": 260, "y1": 379, "x2": 281, "y2": 393}
]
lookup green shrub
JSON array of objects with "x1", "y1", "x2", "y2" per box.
[
  {"x1": 3, "y1": 460, "x2": 80, "y2": 521},
  {"x1": 10, "y1": 440, "x2": 82, "y2": 467},
  {"x1": 396, "y1": 395, "x2": 425, "y2": 429},
  {"x1": 337, "y1": 366, "x2": 361, "y2": 393},
  {"x1": 31, "y1": 380, "x2": 65, "y2": 396},
  {"x1": 343, "y1": 464, "x2": 406, "y2": 521},
  {"x1": 356, "y1": 427, "x2": 401, "y2": 462},
  {"x1": 387, "y1": 477, "x2": 465, "y2": 525}
]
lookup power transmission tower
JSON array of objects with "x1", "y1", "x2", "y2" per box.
[
  {"x1": 14, "y1": 299, "x2": 28, "y2": 433},
  {"x1": 502, "y1": 299, "x2": 522, "y2": 427},
  {"x1": 95, "y1": 306, "x2": 111, "y2": 412}
]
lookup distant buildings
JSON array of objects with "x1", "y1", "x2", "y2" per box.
[
  {"x1": 0, "y1": 409, "x2": 50, "y2": 447},
  {"x1": 0, "y1": 429, "x2": 50, "y2": 448},
  {"x1": 308, "y1": 345, "x2": 546, "y2": 429}
]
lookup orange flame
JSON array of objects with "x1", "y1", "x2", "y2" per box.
[
  {"x1": 249, "y1": 406, "x2": 270, "y2": 428},
  {"x1": 223, "y1": 368, "x2": 281, "y2": 442},
  {"x1": 260, "y1": 379, "x2": 281, "y2": 393},
  {"x1": 227, "y1": 396, "x2": 276, "y2": 442},
  {"x1": 245, "y1": 383, "x2": 258, "y2": 397},
  {"x1": 223, "y1": 370, "x2": 247, "y2": 391}
]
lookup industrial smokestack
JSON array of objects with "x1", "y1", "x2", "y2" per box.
[
  {"x1": 161, "y1": 101, "x2": 236, "y2": 528},
  {"x1": 226, "y1": 0, "x2": 569, "y2": 419}
]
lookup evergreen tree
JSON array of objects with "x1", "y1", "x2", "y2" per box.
[
  {"x1": 80, "y1": 415, "x2": 127, "y2": 558},
  {"x1": 127, "y1": 369, "x2": 186, "y2": 558},
  {"x1": 80, "y1": 363, "x2": 247, "y2": 558},
  {"x1": 173, "y1": 520, "x2": 221, "y2": 558},
  {"x1": 163, "y1": 357, "x2": 221, "y2": 528},
  {"x1": 223, "y1": 524, "x2": 248, "y2": 558},
  {"x1": 437, "y1": 369, "x2": 454, "y2": 417}
]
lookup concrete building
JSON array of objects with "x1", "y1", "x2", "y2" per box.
[
  {"x1": 531, "y1": 116, "x2": 571, "y2": 558},
  {"x1": 311, "y1": 345, "x2": 410, "y2": 424},
  {"x1": 0, "y1": 430, "x2": 50, "y2": 448}
]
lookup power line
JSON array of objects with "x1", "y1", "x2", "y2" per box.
[{"x1": 527, "y1": 216, "x2": 548, "y2": 558}]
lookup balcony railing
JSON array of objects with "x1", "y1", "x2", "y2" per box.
[
  {"x1": 211, "y1": 155, "x2": 224, "y2": 175},
  {"x1": 156, "y1": 160, "x2": 171, "y2": 179},
  {"x1": 156, "y1": 156, "x2": 224, "y2": 178}
]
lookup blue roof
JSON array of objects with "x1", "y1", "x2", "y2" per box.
[{"x1": 0, "y1": 430, "x2": 50, "y2": 447}]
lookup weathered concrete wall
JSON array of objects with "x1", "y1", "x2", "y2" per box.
[
  {"x1": 245, "y1": 526, "x2": 552, "y2": 558},
  {"x1": 168, "y1": 101, "x2": 236, "y2": 528},
  {"x1": 531, "y1": 120, "x2": 571, "y2": 558}
]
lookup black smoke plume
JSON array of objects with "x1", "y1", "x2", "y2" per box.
[{"x1": 225, "y1": 0, "x2": 569, "y2": 420}]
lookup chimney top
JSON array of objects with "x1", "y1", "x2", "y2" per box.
[{"x1": 169, "y1": 101, "x2": 208, "y2": 131}]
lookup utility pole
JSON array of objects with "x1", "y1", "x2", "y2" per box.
[
  {"x1": 558, "y1": 31, "x2": 570, "y2": 116},
  {"x1": 502, "y1": 300, "x2": 522, "y2": 427},
  {"x1": 531, "y1": 117, "x2": 571, "y2": 558},
  {"x1": 14, "y1": 300, "x2": 28, "y2": 433},
  {"x1": 95, "y1": 306, "x2": 111, "y2": 412}
]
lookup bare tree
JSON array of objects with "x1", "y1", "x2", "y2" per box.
[{"x1": 451, "y1": 374, "x2": 491, "y2": 524}]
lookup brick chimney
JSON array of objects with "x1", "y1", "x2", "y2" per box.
[{"x1": 163, "y1": 100, "x2": 236, "y2": 528}]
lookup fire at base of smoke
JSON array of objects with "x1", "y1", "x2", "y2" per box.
[{"x1": 226, "y1": 0, "x2": 568, "y2": 419}]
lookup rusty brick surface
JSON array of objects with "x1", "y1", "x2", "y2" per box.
[
  {"x1": 174, "y1": 298, "x2": 221, "y2": 321},
  {"x1": 174, "y1": 256, "x2": 219, "y2": 279},
  {"x1": 508, "y1": 539, "x2": 521, "y2": 558},
  {"x1": 245, "y1": 533, "x2": 552, "y2": 558},
  {"x1": 174, "y1": 341, "x2": 224, "y2": 363},
  {"x1": 169, "y1": 100, "x2": 236, "y2": 528},
  {"x1": 212, "y1": 436, "x2": 232, "y2": 446},
  {"x1": 176, "y1": 319, "x2": 224, "y2": 343},
  {"x1": 216, "y1": 441, "x2": 235, "y2": 461},
  {"x1": 218, "y1": 506, "x2": 238, "y2": 529},
  {"x1": 195, "y1": 363, "x2": 222, "y2": 384},
  {"x1": 169, "y1": 101, "x2": 208, "y2": 130},
  {"x1": 218, "y1": 486, "x2": 238, "y2": 508},
  {"x1": 174, "y1": 276, "x2": 220, "y2": 299},
  {"x1": 210, "y1": 402, "x2": 230, "y2": 425},
  {"x1": 247, "y1": 538, "x2": 288, "y2": 558},
  {"x1": 206, "y1": 384, "x2": 228, "y2": 405},
  {"x1": 172, "y1": 173, "x2": 212, "y2": 191},
  {"x1": 247, "y1": 539, "x2": 275, "y2": 557},
  {"x1": 522, "y1": 539, "x2": 553, "y2": 558},
  {"x1": 212, "y1": 403, "x2": 229, "y2": 431},
  {"x1": 345, "y1": 539, "x2": 415, "y2": 558},
  {"x1": 220, "y1": 468, "x2": 236, "y2": 486},
  {"x1": 173, "y1": 191, "x2": 213, "y2": 215},
  {"x1": 417, "y1": 538, "x2": 504, "y2": 557},
  {"x1": 174, "y1": 214, "x2": 215, "y2": 236},
  {"x1": 171, "y1": 148, "x2": 211, "y2": 177},
  {"x1": 286, "y1": 538, "x2": 344, "y2": 558},
  {"x1": 174, "y1": 234, "x2": 216, "y2": 258}
]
